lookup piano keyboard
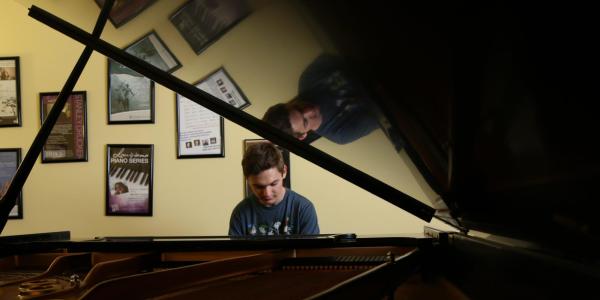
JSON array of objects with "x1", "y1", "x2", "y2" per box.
[{"x1": 109, "y1": 166, "x2": 150, "y2": 187}]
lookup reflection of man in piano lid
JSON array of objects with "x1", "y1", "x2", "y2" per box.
[
  {"x1": 229, "y1": 142, "x2": 319, "y2": 236},
  {"x1": 262, "y1": 54, "x2": 380, "y2": 145}
]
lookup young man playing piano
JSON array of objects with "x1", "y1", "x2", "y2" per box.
[{"x1": 229, "y1": 142, "x2": 319, "y2": 236}]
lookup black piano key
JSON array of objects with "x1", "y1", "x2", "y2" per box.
[
  {"x1": 119, "y1": 169, "x2": 130, "y2": 179},
  {"x1": 110, "y1": 166, "x2": 119, "y2": 176},
  {"x1": 126, "y1": 170, "x2": 136, "y2": 181},
  {"x1": 116, "y1": 167, "x2": 126, "y2": 178},
  {"x1": 144, "y1": 174, "x2": 150, "y2": 186},
  {"x1": 133, "y1": 171, "x2": 142, "y2": 183}
]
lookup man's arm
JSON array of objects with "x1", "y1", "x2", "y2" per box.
[
  {"x1": 228, "y1": 208, "x2": 244, "y2": 236},
  {"x1": 298, "y1": 202, "x2": 320, "y2": 235}
]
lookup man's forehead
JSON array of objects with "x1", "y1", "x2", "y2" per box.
[{"x1": 248, "y1": 168, "x2": 284, "y2": 185}]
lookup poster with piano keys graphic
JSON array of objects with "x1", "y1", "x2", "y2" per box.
[
  {"x1": 0, "y1": 148, "x2": 22, "y2": 219},
  {"x1": 106, "y1": 144, "x2": 153, "y2": 216}
]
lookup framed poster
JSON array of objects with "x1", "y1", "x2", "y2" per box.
[
  {"x1": 0, "y1": 148, "x2": 22, "y2": 219},
  {"x1": 197, "y1": 67, "x2": 250, "y2": 109},
  {"x1": 170, "y1": 0, "x2": 251, "y2": 55},
  {"x1": 243, "y1": 139, "x2": 290, "y2": 198},
  {"x1": 176, "y1": 92, "x2": 225, "y2": 158},
  {"x1": 125, "y1": 30, "x2": 182, "y2": 73},
  {"x1": 94, "y1": 0, "x2": 157, "y2": 28},
  {"x1": 39, "y1": 91, "x2": 88, "y2": 163},
  {"x1": 106, "y1": 144, "x2": 153, "y2": 216},
  {"x1": 0, "y1": 57, "x2": 21, "y2": 127},
  {"x1": 108, "y1": 59, "x2": 155, "y2": 124}
]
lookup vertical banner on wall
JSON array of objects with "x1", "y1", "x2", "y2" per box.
[
  {"x1": 40, "y1": 91, "x2": 88, "y2": 163},
  {"x1": 106, "y1": 144, "x2": 153, "y2": 216}
]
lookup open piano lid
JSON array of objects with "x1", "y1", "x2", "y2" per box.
[
  {"x1": 1, "y1": 0, "x2": 598, "y2": 260},
  {"x1": 301, "y1": 0, "x2": 600, "y2": 255}
]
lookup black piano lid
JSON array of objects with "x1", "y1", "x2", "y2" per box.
[
  {"x1": 300, "y1": 0, "x2": 600, "y2": 256},
  {"x1": 2, "y1": 0, "x2": 599, "y2": 261}
]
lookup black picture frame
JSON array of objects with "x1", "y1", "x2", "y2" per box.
[
  {"x1": 106, "y1": 144, "x2": 153, "y2": 216},
  {"x1": 176, "y1": 85, "x2": 225, "y2": 158},
  {"x1": 94, "y1": 0, "x2": 157, "y2": 29},
  {"x1": 0, "y1": 148, "x2": 23, "y2": 219},
  {"x1": 243, "y1": 139, "x2": 290, "y2": 198},
  {"x1": 170, "y1": 0, "x2": 251, "y2": 55},
  {"x1": 196, "y1": 67, "x2": 250, "y2": 109},
  {"x1": 107, "y1": 58, "x2": 155, "y2": 124},
  {"x1": 125, "y1": 30, "x2": 182, "y2": 74},
  {"x1": 0, "y1": 56, "x2": 21, "y2": 127},
  {"x1": 40, "y1": 91, "x2": 88, "y2": 163}
]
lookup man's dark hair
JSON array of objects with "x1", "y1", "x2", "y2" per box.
[
  {"x1": 242, "y1": 142, "x2": 285, "y2": 177},
  {"x1": 262, "y1": 103, "x2": 294, "y2": 136}
]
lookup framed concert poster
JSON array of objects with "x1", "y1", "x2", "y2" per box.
[
  {"x1": 107, "y1": 58, "x2": 155, "y2": 124},
  {"x1": 176, "y1": 91, "x2": 225, "y2": 158},
  {"x1": 170, "y1": 0, "x2": 251, "y2": 55},
  {"x1": 106, "y1": 144, "x2": 153, "y2": 216},
  {"x1": 0, "y1": 148, "x2": 22, "y2": 219},
  {"x1": 0, "y1": 57, "x2": 21, "y2": 127},
  {"x1": 242, "y1": 139, "x2": 290, "y2": 198},
  {"x1": 94, "y1": 0, "x2": 157, "y2": 28},
  {"x1": 125, "y1": 30, "x2": 182, "y2": 73},
  {"x1": 197, "y1": 67, "x2": 250, "y2": 109},
  {"x1": 39, "y1": 91, "x2": 88, "y2": 163}
]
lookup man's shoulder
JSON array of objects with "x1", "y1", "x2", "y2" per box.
[
  {"x1": 286, "y1": 189, "x2": 314, "y2": 206},
  {"x1": 233, "y1": 195, "x2": 256, "y2": 211}
]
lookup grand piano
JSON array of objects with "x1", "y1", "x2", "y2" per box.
[{"x1": 1, "y1": 0, "x2": 599, "y2": 299}]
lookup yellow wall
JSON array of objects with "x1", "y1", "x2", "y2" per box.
[{"x1": 1, "y1": 0, "x2": 453, "y2": 238}]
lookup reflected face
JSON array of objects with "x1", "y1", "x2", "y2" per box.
[
  {"x1": 288, "y1": 105, "x2": 322, "y2": 140},
  {"x1": 247, "y1": 166, "x2": 287, "y2": 207}
]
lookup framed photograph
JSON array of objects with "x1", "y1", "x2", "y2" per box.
[
  {"x1": 196, "y1": 67, "x2": 250, "y2": 109},
  {"x1": 176, "y1": 92, "x2": 225, "y2": 158},
  {"x1": 170, "y1": 0, "x2": 251, "y2": 55},
  {"x1": 0, "y1": 148, "x2": 22, "y2": 219},
  {"x1": 243, "y1": 139, "x2": 290, "y2": 198},
  {"x1": 108, "y1": 58, "x2": 155, "y2": 124},
  {"x1": 95, "y1": 0, "x2": 157, "y2": 28},
  {"x1": 0, "y1": 57, "x2": 21, "y2": 127},
  {"x1": 125, "y1": 31, "x2": 182, "y2": 73},
  {"x1": 106, "y1": 144, "x2": 153, "y2": 216},
  {"x1": 40, "y1": 91, "x2": 88, "y2": 163}
]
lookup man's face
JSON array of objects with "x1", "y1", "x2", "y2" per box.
[
  {"x1": 288, "y1": 105, "x2": 322, "y2": 140},
  {"x1": 247, "y1": 166, "x2": 287, "y2": 207}
]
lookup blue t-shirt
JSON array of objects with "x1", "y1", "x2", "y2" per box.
[
  {"x1": 228, "y1": 189, "x2": 319, "y2": 236},
  {"x1": 298, "y1": 54, "x2": 380, "y2": 144}
]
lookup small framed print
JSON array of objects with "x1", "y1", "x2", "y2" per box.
[
  {"x1": 197, "y1": 67, "x2": 250, "y2": 109},
  {"x1": 106, "y1": 144, "x2": 153, "y2": 216},
  {"x1": 40, "y1": 91, "x2": 88, "y2": 163},
  {"x1": 0, "y1": 57, "x2": 21, "y2": 127},
  {"x1": 125, "y1": 30, "x2": 182, "y2": 73},
  {"x1": 176, "y1": 91, "x2": 225, "y2": 158},
  {"x1": 170, "y1": 0, "x2": 251, "y2": 55},
  {"x1": 95, "y1": 0, "x2": 157, "y2": 29},
  {"x1": 108, "y1": 59, "x2": 155, "y2": 124},
  {"x1": 0, "y1": 148, "x2": 23, "y2": 219},
  {"x1": 243, "y1": 139, "x2": 290, "y2": 198}
]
